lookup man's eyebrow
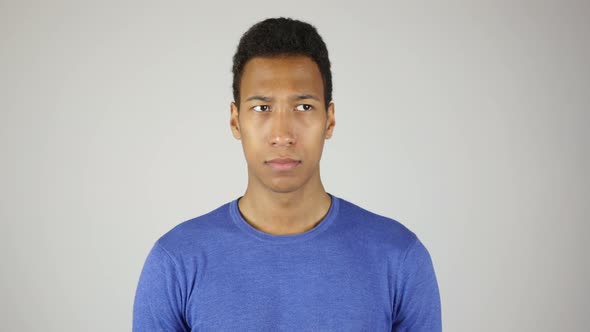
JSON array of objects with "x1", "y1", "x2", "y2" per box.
[
  {"x1": 244, "y1": 94, "x2": 321, "y2": 102},
  {"x1": 245, "y1": 95, "x2": 272, "y2": 102},
  {"x1": 294, "y1": 94, "x2": 320, "y2": 101}
]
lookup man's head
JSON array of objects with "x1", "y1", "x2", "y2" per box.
[
  {"x1": 229, "y1": 18, "x2": 336, "y2": 195},
  {"x1": 232, "y1": 17, "x2": 332, "y2": 110}
]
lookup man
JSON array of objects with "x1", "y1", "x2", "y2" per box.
[{"x1": 133, "y1": 17, "x2": 441, "y2": 331}]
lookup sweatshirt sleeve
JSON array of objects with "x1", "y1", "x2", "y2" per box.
[
  {"x1": 133, "y1": 242, "x2": 189, "y2": 332},
  {"x1": 392, "y1": 237, "x2": 442, "y2": 332}
]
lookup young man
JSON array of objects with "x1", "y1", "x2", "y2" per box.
[{"x1": 133, "y1": 18, "x2": 441, "y2": 331}]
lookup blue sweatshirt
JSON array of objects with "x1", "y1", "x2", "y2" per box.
[{"x1": 133, "y1": 194, "x2": 441, "y2": 331}]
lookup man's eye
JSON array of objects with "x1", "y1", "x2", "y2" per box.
[
  {"x1": 252, "y1": 105, "x2": 270, "y2": 112},
  {"x1": 295, "y1": 104, "x2": 313, "y2": 111}
]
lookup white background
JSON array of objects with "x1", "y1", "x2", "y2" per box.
[{"x1": 1, "y1": 0, "x2": 588, "y2": 331}]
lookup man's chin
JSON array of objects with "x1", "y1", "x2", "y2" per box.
[
  {"x1": 248, "y1": 170, "x2": 315, "y2": 194},
  {"x1": 267, "y1": 184, "x2": 302, "y2": 194},
  {"x1": 264, "y1": 178, "x2": 306, "y2": 194}
]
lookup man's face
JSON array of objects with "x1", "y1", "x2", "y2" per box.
[{"x1": 230, "y1": 55, "x2": 335, "y2": 194}]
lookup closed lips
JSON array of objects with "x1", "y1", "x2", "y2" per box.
[
  {"x1": 266, "y1": 158, "x2": 300, "y2": 164},
  {"x1": 266, "y1": 158, "x2": 301, "y2": 170}
]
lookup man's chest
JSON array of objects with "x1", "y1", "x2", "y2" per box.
[{"x1": 183, "y1": 243, "x2": 395, "y2": 331}]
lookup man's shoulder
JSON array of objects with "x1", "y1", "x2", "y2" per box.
[
  {"x1": 336, "y1": 195, "x2": 418, "y2": 249},
  {"x1": 155, "y1": 200, "x2": 235, "y2": 254}
]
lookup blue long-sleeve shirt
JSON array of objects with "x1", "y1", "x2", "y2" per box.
[{"x1": 133, "y1": 194, "x2": 441, "y2": 331}]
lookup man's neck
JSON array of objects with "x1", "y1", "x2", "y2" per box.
[{"x1": 238, "y1": 183, "x2": 332, "y2": 236}]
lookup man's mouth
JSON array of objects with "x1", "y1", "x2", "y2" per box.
[{"x1": 265, "y1": 158, "x2": 301, "y2": 171}]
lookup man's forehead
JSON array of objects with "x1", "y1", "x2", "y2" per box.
[
  {"x1": 241, "y1": 56, "x2": 323, "y2": 91},
  {"x1": 242, "y1": 56, "x2": 320, "y2": 78}
]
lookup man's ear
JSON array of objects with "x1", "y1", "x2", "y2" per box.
[
  {"x1": 325, "y1": 101, "x2": 336, "y2": 139},
  {"x1": 230, "y1": 102, "x2": 241, "y2": 140}
]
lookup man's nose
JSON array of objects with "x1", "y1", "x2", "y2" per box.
[{"x1": 269, "y1": 109, "x2": 296, "y2": 146}]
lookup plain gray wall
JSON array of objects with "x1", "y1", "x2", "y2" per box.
[{"x1": 1, "y1": 0, "x2": 588, "y2": 331}]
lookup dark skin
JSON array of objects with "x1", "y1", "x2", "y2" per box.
[{"x1": 230, "y1": 55, "x2": 336, "y2": 235}]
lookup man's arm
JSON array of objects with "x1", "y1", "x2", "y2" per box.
[
  {"x1": 392, "y1": 237, "x2": 442, "y2": 331},
  {"x1": 133, "y1": 242, "x2": 189, "y2": 332}
]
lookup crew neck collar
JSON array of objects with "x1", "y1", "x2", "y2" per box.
[{"x1": 229, "y1": 193, "x2": 340, "y2": 244}]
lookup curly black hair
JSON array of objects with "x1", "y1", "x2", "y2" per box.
[{"x1": 232, "y1": 17, "x2": 332, "y2": 110}]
